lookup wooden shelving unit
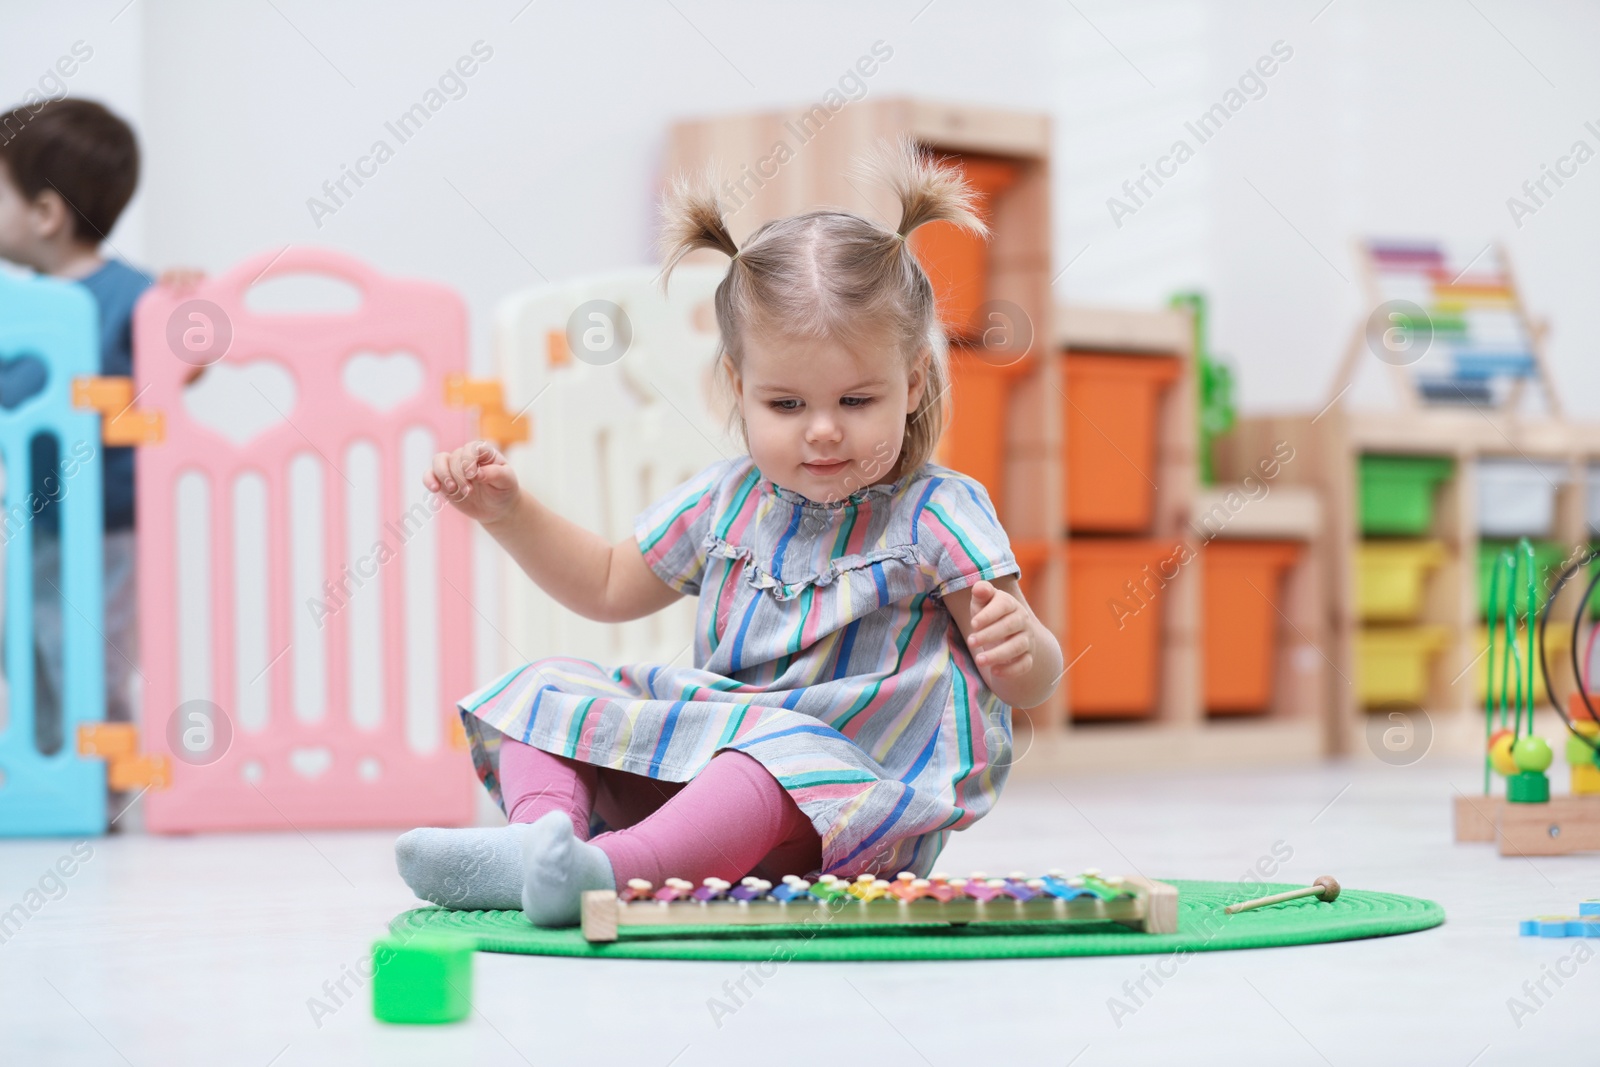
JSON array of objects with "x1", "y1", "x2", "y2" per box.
[
  {"x1": 1222, "y1": 408, "x2": 1600, "y2": 757},
  {"x1": 1039, "y1": 308, "x2": 1329, "y2": 772},
  {"x1": 664, "y1": 99, "x2": 1331, "y2": 773}
]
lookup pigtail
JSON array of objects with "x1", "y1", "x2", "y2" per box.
[
  {"x1": 658, "y1": 167, "x2": 741, "y2": 286},
  {"x1": 856, "y1": 139, "x2": 982, "y2": 479},
  {"x1": 861, "y1": 137, "x2": 990, "y2": 242}
]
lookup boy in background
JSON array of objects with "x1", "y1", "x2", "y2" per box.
[{"x1": 0, "y1": 98, "x2": 158, "y2": 816}]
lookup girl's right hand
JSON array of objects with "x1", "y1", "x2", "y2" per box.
[{"x1": 424, "y1": 440, "x2": 520, "y2": 525}]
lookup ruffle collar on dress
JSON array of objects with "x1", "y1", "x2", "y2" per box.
[
  {"x1": 705, "y1": 536, "x2": 922, "y2": 600},
  {"x1": 758, "y1": 468, "x2": 917, "y2": 510},
  {"x1": 702, "y1": 460, "x2": 933, "y2": 600}
]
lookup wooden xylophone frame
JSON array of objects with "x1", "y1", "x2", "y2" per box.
[{"x1": 581, "y1": 872, "x2": 1178, "y2": 942}]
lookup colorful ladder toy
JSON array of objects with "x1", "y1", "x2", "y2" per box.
[{"x1": 1328, "y1": 240, "x2": 1560, "y2": 415}]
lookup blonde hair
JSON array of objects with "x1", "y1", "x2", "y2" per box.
[{"x1": 658, "y1": 139, "x2": 988, "y2": 483}]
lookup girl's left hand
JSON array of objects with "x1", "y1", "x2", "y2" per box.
[{"x1": 964, "y1": 579, "x2": 1034, "y2": 679}]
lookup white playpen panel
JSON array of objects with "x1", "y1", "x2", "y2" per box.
[{"x1": 494, "y1": 266, "x2": 730, "y2": 673}]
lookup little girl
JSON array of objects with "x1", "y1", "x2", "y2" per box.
[{"x1": 396, "y1": 142, "x2": 1064, "y2": 927}]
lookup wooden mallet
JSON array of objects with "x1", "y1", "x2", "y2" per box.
[{"x1": 1224, "y1": 875, "x2": 1340, "y2": 915}]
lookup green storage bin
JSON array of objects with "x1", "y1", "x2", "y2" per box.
[{"x1": 1358, "y1": 455, "x2": 1454, "y2": 535}]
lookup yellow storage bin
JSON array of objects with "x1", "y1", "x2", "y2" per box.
[
  {"x1": 1357, "y1": 540, "x2": 1447, "y2": 622},
  {"x1": 1358, "y1": 625, "x2": 1450, "y2": 707},
  {"x1": 1474, "y1": 621, "x2": 1572, "y2": 706}
]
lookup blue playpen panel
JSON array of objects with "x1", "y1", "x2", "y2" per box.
[{"x1": 0, "y1": 271, "x2": 108, "y2": 836}]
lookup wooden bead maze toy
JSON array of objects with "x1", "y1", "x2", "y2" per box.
[
  {"x1": 1454, "y1": 541, "x2": 1600, "y2": 854},
  {"x1": 581, "y1": 869, "x2": 1178, "y2": 943}
]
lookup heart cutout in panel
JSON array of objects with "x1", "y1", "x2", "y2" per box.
[
  {"x1": 341, "y1": 350, "x2": 423, "y2": 412},
  {"x1": 0, "y1": 353, "x2": 49, "y2": 410},
  {"x1": 182, "y1": 359, "x2": 298, "y2": 446},
  {"x1": 288, "y1": 746, "x2": 332, "y2": 779}
]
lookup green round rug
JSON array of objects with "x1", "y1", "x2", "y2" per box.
[{"x1": 390, "y1": 880, "x2": 1443, "y2": 961}]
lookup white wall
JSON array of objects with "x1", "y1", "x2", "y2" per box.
[
  {"x1": 5, "y1": 0, "x2": 1596, "y2": 413},
  {"x1": 1, "y1": 3, "x2": 145, "y2": 254}
]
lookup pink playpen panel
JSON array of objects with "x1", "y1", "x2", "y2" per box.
[{"x1": 133, "y1": 248, "x2": 478, "y2": 831}]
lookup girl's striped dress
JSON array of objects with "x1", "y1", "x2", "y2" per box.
[{"x1": 457, "y1": 454, "x2": 1021, "y2": 879}]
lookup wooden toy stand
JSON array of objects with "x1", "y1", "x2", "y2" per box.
[{"x1": 131, "y1": 248, "x2": 485, "y2": 831}]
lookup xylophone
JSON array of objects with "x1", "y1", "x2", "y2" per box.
[{"x1": 580, "y1": 869, "x2": 1178, "y2": 942}]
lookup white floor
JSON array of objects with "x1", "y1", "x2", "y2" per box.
[{"x1": 0, "y1": 757, "x2": 1594, "y2": 1066}]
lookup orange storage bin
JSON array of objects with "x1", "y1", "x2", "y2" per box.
[
  {"x1": 1201, "y1": 540, "x2": 1303, "y2": 714},
  {"x1": 1012, "y1": 540, "x2": 1054, "y2": 609},
  {"x1": 936, "y1": 347, "x2": 1030, "y2": 518},
  {"x1": 1064, "y1": 538, "x2": 1180, "y2": 719},
  {"x1": 1063, "y1": 354, "x2": 1181, "y2": 534},
  {"x1": 910, "y1": 155, "x2": 1020, "y2": 340}
]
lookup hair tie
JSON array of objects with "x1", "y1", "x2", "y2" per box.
[
  {"x1": 894, "y1": 231, "x2": 906, "y2": 242},
  {"x1": 730, "y1": 247, "x2": 742, "y2": 261}
]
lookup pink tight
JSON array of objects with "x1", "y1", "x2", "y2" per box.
[{"x1": 497, "y1": 737, "x2": 823, "y2": 886}]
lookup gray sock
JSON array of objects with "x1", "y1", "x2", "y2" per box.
[
  {"x1": 520, "y1": 810, "x2": 615, "y2": 927},
  {"x1": 394, "y1": 824, "x2": 532, "y2": 911}
]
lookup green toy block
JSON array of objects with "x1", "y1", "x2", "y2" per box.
[
  {"x1": 371, "y1": 932, "x2": 475, "y2": 1025},
  {"x1": 1505, "y1": 770, "x2": 1550, "y2": 804}
]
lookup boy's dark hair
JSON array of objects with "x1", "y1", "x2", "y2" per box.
[{"x1": 0, "y1": 98, "x2": 138, "y2": 245}]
